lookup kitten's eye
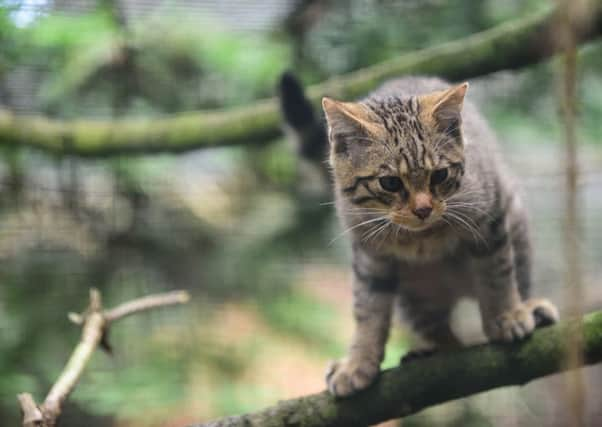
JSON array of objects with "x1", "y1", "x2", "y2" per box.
[
  {"x1": 379, "y1": 176, "x2": 403, "y2": 192},
  {"x1": 430, "y1": 168, "x2": 449, "y2": 185}
]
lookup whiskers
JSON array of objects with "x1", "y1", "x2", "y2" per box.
[
  {"x1": 329, "y1": 206, "x2": 403, "y2": 248},
  {"x1": 359, "y1": 210, "x2": 412, "y2": 248},
  {"x1": 341, "y1": 206, "x2": 388, "y2": 214},
  {"x1": 325, "y1": 181, "x2": 493, "y2": 249},
  {"x1": 442, "y1": 206, "x2": 486, "y2": 245},
  {"x1": 445, "y1": 200, "x2": 490, "y2": 217},
  {"x1": 361, "y1": 218, "x2": 392, "y2": 246},
  {"x1": 329, "y1": 214, "x2": 387, "y2": 246}
]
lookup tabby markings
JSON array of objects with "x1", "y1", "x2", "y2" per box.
[{"x1": 342, "y1": 175, "x2": 377, "y2": 194}]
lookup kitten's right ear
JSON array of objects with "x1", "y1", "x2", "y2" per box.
[
  {"x1": 321, "y1": 96, "x2": 338, "y2": 116},
  {"x1": 322, "y1": 97, "x2": 381, "y2": 141}
]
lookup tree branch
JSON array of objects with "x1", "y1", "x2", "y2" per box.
[
  {"x1": 2, "y1": 0, "x2": 602, "y2": 157},
  {"x1": 190, "y1": 310, "x2": 602, "y2": 427},
  {"x1": 17, "y1": 288, "x2": 190, "y2": 427},
  {"x1": 104, "y1": 289, "x2": 190, "y2": 322}
]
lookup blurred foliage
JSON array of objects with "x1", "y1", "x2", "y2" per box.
[
  {"x1": 2, "y1": 4, "x2": 290, "y2": 116},
  {"x1": 480, "y1": 44, "x2": 602, "y2": 147},
  {"x1": 300, "y1": 0, "x2": 548, "y2": 79},
  {"x1": 0, "y1": 1, "x2": 22, "y2": 74},
  {"x1": 261, "y1": 288, "x2": 343, "y2": 355},
  {"x1": 26, "y1": 10, "x2": 116, "y2": 51},
  {"x1": 74, "y1": 344, "x2": 188, "y2": 418}
]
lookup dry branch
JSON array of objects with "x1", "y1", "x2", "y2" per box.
[
  {"x1": 104, "y1": 290, "x2": 190, "y2": 322},
  {"x1": 17, "y1": 288, "x2": 190, "y2": 427},
  {"x1": 1, "y1": 0, "x2": 602, "y2": 157},
  {"x1": 190, "y1": 311, "x2": 602, "y2": 427}
]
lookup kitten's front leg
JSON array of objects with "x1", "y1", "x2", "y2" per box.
[
  {"x1": 472, "y1": 215, "x2": 558, "y2": 342},
  {"x1": 326, "y1": 250, "x2": 397, "y2": 397}
]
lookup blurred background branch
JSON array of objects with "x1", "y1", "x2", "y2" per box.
[{"x1": 0, "y1": 0, "x2": 602, "y2": 156}]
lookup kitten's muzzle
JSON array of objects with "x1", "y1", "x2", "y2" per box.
[
  {"x1": 411, "y1": 192, "x2": 433, "y2": 220},
  {"x1": 413, "y1": 206, "x2": 433, "y2": 220}
]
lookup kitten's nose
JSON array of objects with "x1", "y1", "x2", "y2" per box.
[
  {"x1": 412, "y1": 192, "x2": 433, "y2": 220},
  {"x1": 413, "y1": 206, "x2": 432, "y2": 220}
]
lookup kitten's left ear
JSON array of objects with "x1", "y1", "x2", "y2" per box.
[
  {"x1": 432, "y1": 82, "x2": 468, "y2": 114},
  {"x1": 422, "y1": 82, "x2": 469, "y2": 133}
]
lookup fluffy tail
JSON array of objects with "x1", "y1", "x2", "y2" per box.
[{"x1": 277, "y1": 72, "x2": 328, "y2": 168}]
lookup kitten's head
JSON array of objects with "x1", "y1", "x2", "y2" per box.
[{"x1": 323, "y1": 83, "x2": 468, "y2": 232}]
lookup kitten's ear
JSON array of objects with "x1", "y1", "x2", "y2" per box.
[
  {"x1": 322, "y1": 97, "x2": 381, "y2": 138},
  {"x1": 422, "y1": 82, "x2": 469, "y2": 133},
  {"x1": 432, "y1": 82, "x2": 469, "y2": 114}
]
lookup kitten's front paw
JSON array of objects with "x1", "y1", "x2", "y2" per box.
[
  {"x1": 485, "y1": 298, "x2": 559, "y2": 342},
  {"x1": 325, "y1": 357, "x2": 379, "y2": 397}
]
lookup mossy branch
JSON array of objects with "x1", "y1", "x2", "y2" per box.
[
  {"x1": 189, "y1": 311, "x2": 602, "y2": 427},
  {"x1": 2, "y1": 0, "x2": 602, "y2": 157}
]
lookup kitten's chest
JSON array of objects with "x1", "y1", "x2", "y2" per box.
[
  {"x1": 397, "y1": 254, "x2": 475, "y2": 300},
  {"x1": 377, "y1": 226, "x2": 461, "y2": 262}
]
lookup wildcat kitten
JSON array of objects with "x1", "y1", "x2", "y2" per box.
[{"x1": 318, "y1": 76, "x2": 559, "y2": 397}]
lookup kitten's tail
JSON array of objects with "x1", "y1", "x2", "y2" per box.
[{"x1": 277, "y1": 72, "x2": 329, "y2": 174}]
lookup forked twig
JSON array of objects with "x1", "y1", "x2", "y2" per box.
[{"x1": 17, "y1": 288, "x2": 190, "y2": 427}]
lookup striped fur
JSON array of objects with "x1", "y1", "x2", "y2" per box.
[{"x1": 321, "y1": 77, "x2": 559, "y2": 397}]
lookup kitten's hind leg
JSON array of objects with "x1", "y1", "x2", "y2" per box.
[
  {"x1": 508, "y1": 207, "x2": 559, "y2": 329},
  {"x1": 509, "y1": 204, "x2": 533, "y2": 300},
  {"x1": 473, "y1": 209, "x2": 559, "y2": 342},
  {"x1": 522, "y1": 298, "x2": 559, "y2": 327}
]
